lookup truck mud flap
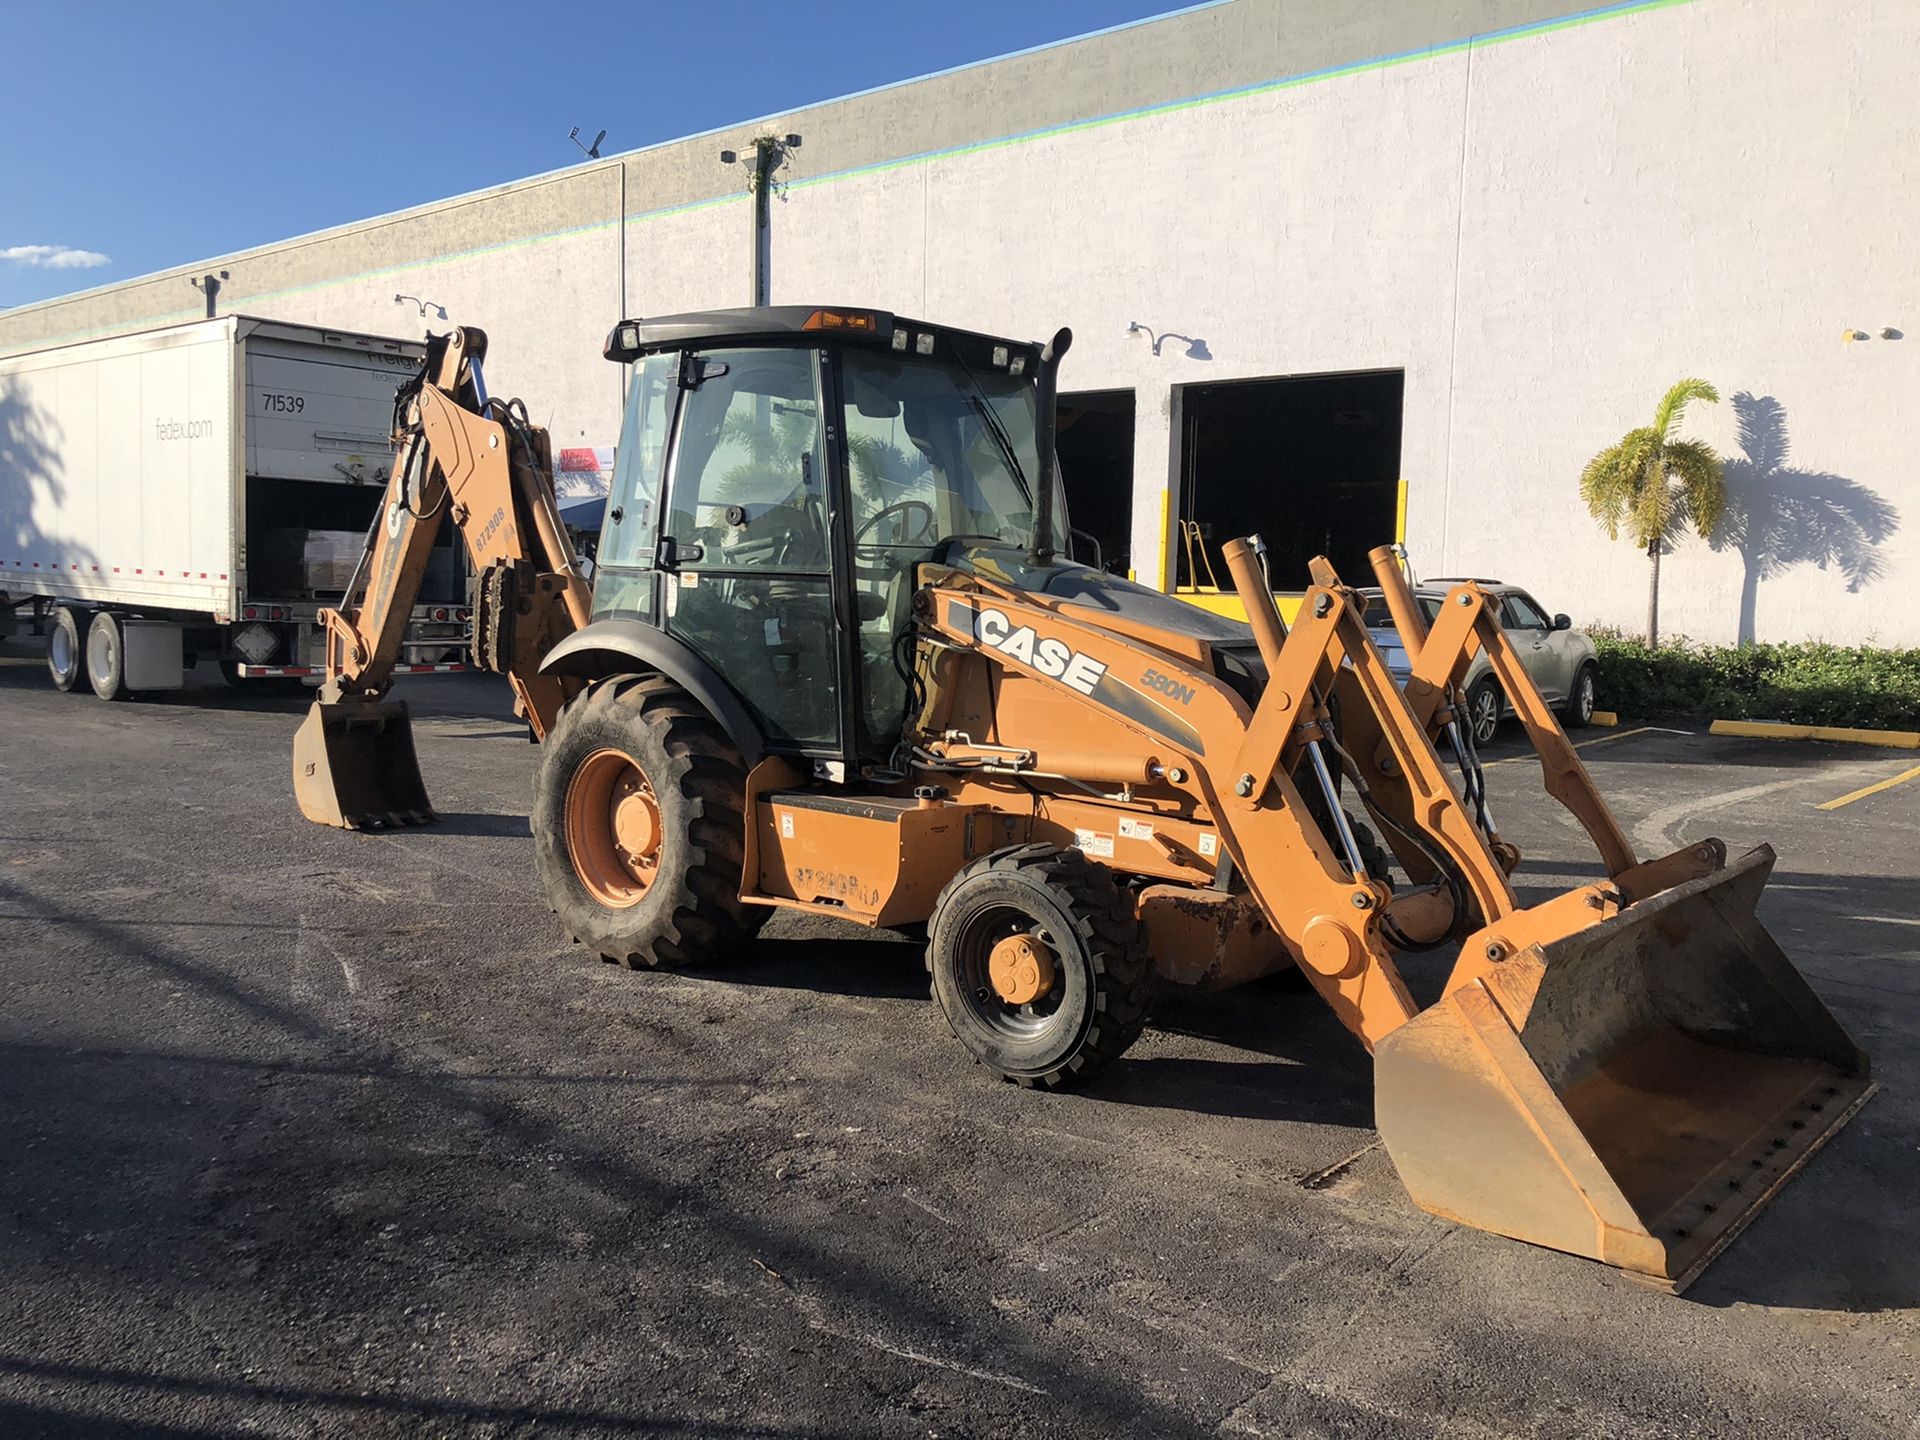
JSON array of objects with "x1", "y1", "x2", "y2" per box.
[
  {"x1": 293, "y1": 699, "x2": 435, "y2": 829},
  {"x1": 1375, "y1": 845, "x2": 1873, "y2": 1291}
]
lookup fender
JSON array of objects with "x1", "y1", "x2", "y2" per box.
[{"x1": 539, "y1": 618, "x2": 766, "y2": 764}]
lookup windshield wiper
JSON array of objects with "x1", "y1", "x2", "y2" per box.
[{"x1": 948, "y1": 349, "x2": 1031, "y2": 500}]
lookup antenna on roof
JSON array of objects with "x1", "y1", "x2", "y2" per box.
[{"x1": 569, "y1": 126, "x2": 607, "y2": 160}]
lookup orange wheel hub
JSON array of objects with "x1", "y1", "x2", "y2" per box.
[
  {"x1": 988, "y1": 933, "x2": 1056, "y2": 1006},
  {"x1": 564, "y1": 748, "x2": 662, "y2": 908}
]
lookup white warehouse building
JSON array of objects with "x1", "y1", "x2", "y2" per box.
[{"x1": 2, "y1": 0, "x2": 1914, "y2": 645}]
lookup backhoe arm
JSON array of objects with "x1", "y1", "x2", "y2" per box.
[
  {"x1": 316, "y1": 325, "x2": 591, "y2": 737},
  {"x1": 296, "y1": 327, "x2": 593, "y2": 830}
]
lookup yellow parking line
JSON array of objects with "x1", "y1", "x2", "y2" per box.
[
  {"x1": 1817, "y1": 763, "x2": 1920, "y2": 812},
  {"x1": 1484, "y1": 726, "x2": 1662, "y2": 766},
  {"x1": 1572, "y1": 725, "x2": 1661, "y2": 751}
]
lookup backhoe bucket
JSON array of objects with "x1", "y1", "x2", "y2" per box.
[
  {"x1": 1376, "y1": 845, "x2": 1872, "y2": 1291},
  {"x1": 293, "y1": 699, "x2": 436, "y2": 829}
]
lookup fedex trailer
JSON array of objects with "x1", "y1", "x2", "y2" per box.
[{"x1": 0, "y1": 314, "x2": 468, "y2": 698}]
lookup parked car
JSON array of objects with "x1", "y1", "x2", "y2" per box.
[{"x1": 1358, "y1": 580, "x2": 1598, "y2": 744}]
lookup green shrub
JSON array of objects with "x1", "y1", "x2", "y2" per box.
[{"x1": 1589, "y1": 631, "x2": 1920, "y2": 729}]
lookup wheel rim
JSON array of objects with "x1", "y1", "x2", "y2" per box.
[
  {"x1": 49, "y1": 624, "x2": 74, "y2": 677},
  {"x1": 952, "y1": 904, "x2": 1066, "y2": 1040},
  {"x1": 1473, "y1": 689, "x2": 1499, "y2": 744},
  {"x1": 989, "y1": 932, "x2": 1057, "y2": 1006},
  {"x1": 564, "y1": 747, "x2": 662, "y2": 908},
  {"x1": 87, "y1": 621, "x2": 116, "y2": 689},
  {"x1": 1578, "y1": 673, "x2": 1595, "y2": 721}
]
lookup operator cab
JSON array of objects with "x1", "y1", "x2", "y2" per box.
[{"x1": 592, "y1": 306, "x2": 1075, "y2": 771}]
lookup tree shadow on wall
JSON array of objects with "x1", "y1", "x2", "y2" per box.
[
  {"x1": 0, "y1": 374, "x2": 90, "y2": 584},
  {"x1": 1711, "y1": 393, "x2": 1899, "y2": 643}
]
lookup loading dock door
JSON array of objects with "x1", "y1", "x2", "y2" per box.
[
  {"x1": 1056, "y1": 389, "x2": 1134, "y2": 575},
  {"x1": 1176, "y1": 370, "x2": 1403, "y2": 590}
]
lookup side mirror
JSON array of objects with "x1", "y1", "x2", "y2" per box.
[{"x1": 1553, "y1": 613, "x2": 1572, "y2": 631}]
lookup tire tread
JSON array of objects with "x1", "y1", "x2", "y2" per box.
[
  {"x1": 927, "y1": 844, "x2": 1151, "y2": 1089},
  {"x1": 533, "y1": 673, "x2": 766, "y2": 969}
]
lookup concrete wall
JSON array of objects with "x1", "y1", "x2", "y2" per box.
[{"x1": 3, "y1": 0, "x2": 1914, "y2": 644}]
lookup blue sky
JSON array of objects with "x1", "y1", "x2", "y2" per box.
[{"x1": 1, "y1": 0, "x2": 1187, "y2": 311}]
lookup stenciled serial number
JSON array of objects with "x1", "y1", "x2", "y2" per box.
[{"x1": 794, "y1": 867, "x2": 882, "y2": 910}]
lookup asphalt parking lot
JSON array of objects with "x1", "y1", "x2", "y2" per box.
[{"x1": 2, "y1": 639, "x2": 1916, "y2": 1439}]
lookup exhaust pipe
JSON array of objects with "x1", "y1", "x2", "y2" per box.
[{"x1": 1027, "y1": 327, "x2": 1072, "y2": 566}]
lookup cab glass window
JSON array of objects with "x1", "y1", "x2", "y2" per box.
[
  {"x1": 596, "y1": 352, "x2": 677, "y2": 573},
  {"x1": 839, "y1": 348, "x2": 1039, "y2": 552},
  {"x1": 667, "y1": 348, "x2": 828, "y2": 572}
]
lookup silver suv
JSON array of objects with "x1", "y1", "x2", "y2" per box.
[{"x1": 1358, "y1": 581, "x2": 1599, "y2": 744}]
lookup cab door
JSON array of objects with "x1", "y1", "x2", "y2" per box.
[{"x1": 655, "y1": 345, "x2": 847, "y2": 759}]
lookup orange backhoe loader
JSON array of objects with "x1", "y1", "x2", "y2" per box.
[{"x1": 295, "y1": 306, "x2": 1872, "y2": 1291}]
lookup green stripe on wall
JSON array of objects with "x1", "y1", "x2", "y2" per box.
[{"x1": 3, "y1": 0, "x2": 1694, "y2": 353}]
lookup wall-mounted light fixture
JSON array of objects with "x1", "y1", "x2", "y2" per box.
[
  {"x1": 721, "y1": 134, "x2": 803, "y2": 307},
  {"x1": 1128, "y1": 321, "x2": 1210, "y2": 360},
  {"x1": 190, "y1": 269, "x2": 230, "y2": 319},
  {"x1": 395, "y1": 294, "x2": 448, "y2": 319}
]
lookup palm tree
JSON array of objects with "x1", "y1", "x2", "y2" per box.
[{"x1": 1579, "y1": 378, "x2": 1726, "y2": 645}]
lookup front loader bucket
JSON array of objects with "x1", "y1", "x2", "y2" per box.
[
  {"x1": 293, "y1": 699, "x2": 436, "y2": 830},
  {"x1": 1376, "y1": 845, "x2": 1873, "y2": 1291}
]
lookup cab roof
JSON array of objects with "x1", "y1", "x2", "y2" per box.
[{"x1": 603, "y1": 305, "x2": 1043, "y2": 368}]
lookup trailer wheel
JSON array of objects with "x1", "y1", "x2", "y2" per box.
[
  {"x1": 533, "y1": 674, "x2": 764, "y2": 968},
  {"x1": 85, "y1": 610, "x2": 129, "y2": 701},
  {"x1": 47, "y1": 607, "x2": 86, "y2": 692},
  {"x1": 927, "y1": 844, "x2": 1151, "y2": 1089}
]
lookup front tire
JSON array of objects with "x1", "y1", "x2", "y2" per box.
[
  {"x1": 1562, "y1": 663, "x2": 1597, "y2": 728},
  {"x1": 927, "y1": 845, "x2": 1151, "y2": 1089},
  {"x1": 532, "y1": 674, "x2": 763, "y2": 968},
  {"x1": 86, "y1": 610, "x2": 129, "y2": 701},
  {"x1": 1464, "y1": 675, "x2": 1501, "y2": 747},
  {"x1": 47, "y1": 607, "x2": 85, "y2": 692}
]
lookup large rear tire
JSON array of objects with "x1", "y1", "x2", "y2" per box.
[
  {"x1": 532, "y1": 674, "x2": 764, "y2": 968},
  {"x1": 927, "y1": 844, "x2": 1151, "y2": 1089},
  {"x1": 47, "y1": 606, "x2": 85, "y2": 692}
]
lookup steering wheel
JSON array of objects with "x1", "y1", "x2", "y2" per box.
[{"x1": 853, "y1": 500, "x2": 936, "y2": 551}]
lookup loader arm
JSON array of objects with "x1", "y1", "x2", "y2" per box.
[
  {"x1": 1354, "y1": 546, "x2": 1642, "y2": 882},
  {"x1": 925, "y1": 545, "x2": 1620, "y2": 1048},
  {"x1": 295, "y1": 326, "x2": 592, "y2": 828}
]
